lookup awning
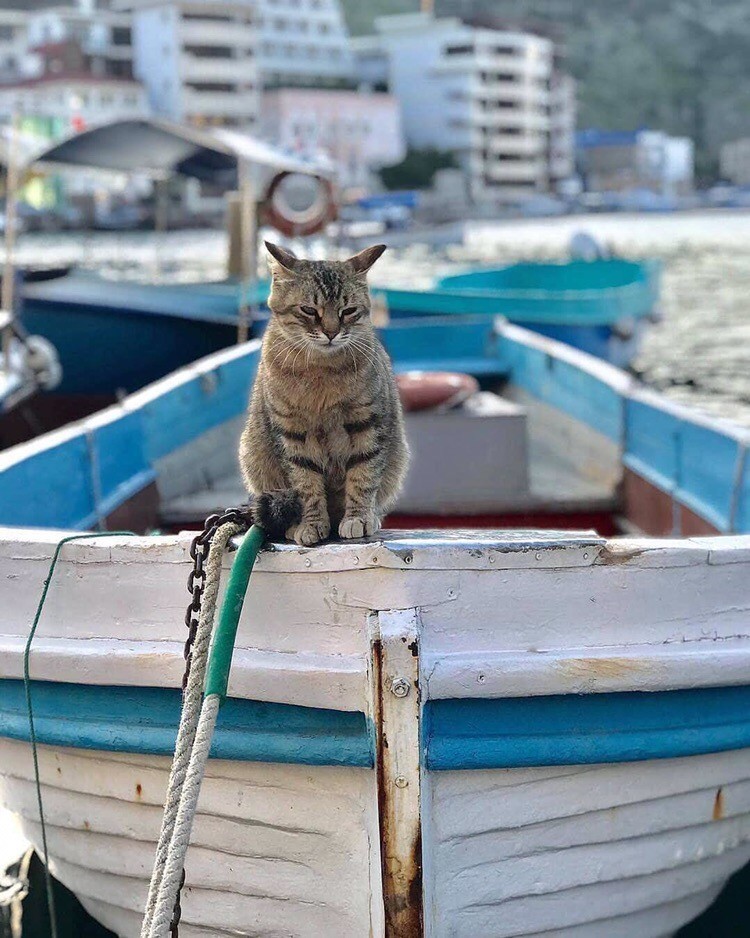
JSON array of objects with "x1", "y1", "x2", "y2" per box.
[{"x1": 30, "y1": 117, "x2": 333, "y2": 185}]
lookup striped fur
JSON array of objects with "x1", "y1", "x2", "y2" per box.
[{"x1": 239, "y1": 243, "x2": 409, "y2": 546}]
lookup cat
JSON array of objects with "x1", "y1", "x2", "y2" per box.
[{"x1": 239, "y1": 241, "x2": 409, "y2": 546}]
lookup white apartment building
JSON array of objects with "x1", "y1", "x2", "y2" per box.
[
  {"x1": 130, "y1": 1, "x2": 259, "y2": 130},
  {"x1": 253, "y1": 0, "x2": 353, "y2": 89},
  {"x1": 354, "y1": 12, "x2": 576, "y2": 204},
  {"x1": 24, "y1": 3, "x2": 134, "y2": 79},
  {"x1": 548, "y1": 70, "x2": 575, "y2": 185},
  {"x1": 0, "y1": 73, "x2": 147, "y2": 128},
  {"x1": 0, "y1": 11, "x2": 29, "y2": 81},
  {"x1": 262, "y1": 87, "x2": 405, "y2": 189}
]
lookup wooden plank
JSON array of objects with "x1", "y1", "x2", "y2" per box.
[{"x1": 373, "y1": 609, "x2": 423, "y2": 937}]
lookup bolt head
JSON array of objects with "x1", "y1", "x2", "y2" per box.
[
  {"x1": 394, "y1": 775, "x2": 408, "y2": 788},
  {"x1": 391, "y1": 677, "x2": 411, "y2": 698}
]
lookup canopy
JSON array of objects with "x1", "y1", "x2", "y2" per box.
[{"x1": 30, "y1": 117, "x2": 332, "y2": 185}]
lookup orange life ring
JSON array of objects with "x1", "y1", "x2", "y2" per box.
[
  {"x1": 262, "y1": 171, "x2": 337, "y2": 238},
  {"x1": 396, "y1": 372, "x2": 479, "y2": 413}
]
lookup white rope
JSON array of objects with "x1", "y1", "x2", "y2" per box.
[
  {"x1": 141, "y1": 522, "x2": 240, "y2": 938},
  {"x1": 149, "y1": 694, "x2": 221, "y2": 937}
]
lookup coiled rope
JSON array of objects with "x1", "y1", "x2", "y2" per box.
[{"x1": 142, "y1": 524, "x2": 265, "y2": 938}]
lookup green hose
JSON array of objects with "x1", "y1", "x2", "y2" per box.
[{"x1": 205, "y1": 524, "x2": 266, "y2": 702}]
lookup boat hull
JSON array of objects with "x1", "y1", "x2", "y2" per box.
[
  {"x1": 19, "y1": 273, "x2": 246, "y2": 395},
  {"x1": 2, "y1": 738, "x2": 750, "y2": 937},
  {"x1": 2, "y1": 527, "x2": 750, "y2": 936}
]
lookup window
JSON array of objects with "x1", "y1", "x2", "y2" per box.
[
  {"x1": 185, "y1": 82, "x2": 236, "y2": 93},
  {"x1": 445, "y1": 44, "x2": 473, "y2": 56},
  {"x1": 112, "y1": 27, "x2": 131, "y2": 46},
  {"x1": 184, "y1": 45, "x2": 233, "y2": 58},
  {"x1": 183, "y1": 12, "x2": 231, "y2": 22},
  {"x1": 493, "y1": 46, "x2": 517, "y2": 56}
]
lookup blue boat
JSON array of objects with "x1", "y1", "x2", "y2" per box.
[
  {"x1": 375, "y1": 258, "x2": 662, "y2": 368},
  {"x1": 18, "y1": 269, "x2": 266, "y2": 395},
  {"x1": 17, "y1": 256, "x2": 659, "y2": 403}
]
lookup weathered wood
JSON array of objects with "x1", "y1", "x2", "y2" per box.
[{"x1": 373, "y1": 610, "x2": 423, "y2": 937}]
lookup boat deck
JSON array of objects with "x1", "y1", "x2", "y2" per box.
[{"x1": 159, "y1": 430, "x2": 618, "y2": 528}]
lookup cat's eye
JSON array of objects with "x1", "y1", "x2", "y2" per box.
[
  {"x1": 340, "y1": 306, "x2": 359, "y2": 319},
  {"x1": 299, "y1": 306, "x2": 318, "y2": 317}
]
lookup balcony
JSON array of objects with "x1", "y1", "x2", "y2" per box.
[
  {"x1": 181, "y1": 53, "x2": 254, "y2": 83},
  {"x1": 180, "y1": 19, "x2": 253, "y2": 48},
  {"x1": 183, "y1": 87, "x2": 258, "y2": 119},
  {"x1": 483, "y1": 161, "x2": 544, "y2": 183}
]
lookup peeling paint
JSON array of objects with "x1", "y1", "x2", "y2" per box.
[
  {"x1": 556, "y1": 657, "x2": 651, "y2": 680},
  {"x1": 595, "y1": 544, "x2": 647, "y2": 565}
]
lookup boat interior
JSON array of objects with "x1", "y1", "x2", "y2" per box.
[{"x1": 1, "y1": 315, "x2": 747, "y2": 541}]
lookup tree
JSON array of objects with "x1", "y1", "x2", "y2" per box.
[{"x1": 380, "y1": 149, "x2": 458, "y2": 190}]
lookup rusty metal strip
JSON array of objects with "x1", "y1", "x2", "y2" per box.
[{"x1": 372, "y1": 609, "x2": 423, "y2": 937}]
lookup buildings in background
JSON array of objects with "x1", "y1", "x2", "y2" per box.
[
  {"x1": 577, "y1": 129, "x2": 694, "y2": 197},
  {"x1": 253, "y1": 0, "x2": 353, "y2": 89},
  {"x1": 720, "y1": 138, "x2": 750, "y2": 187},
  {"x1": 353, "y1": 12, "x2": 576, "y2": 205},
  {"x1": 0, "y1": 11, "x2": 31, "y2": 82},
  {"x1": 0, "y1": 1, "x2": 140, "y2": 137},
  {"x1": 129, "y1": 1, "x2": 259, "y2": 131},
  {"x1": 25, "y1": 3, "x2": 134, "y2": 79},
  {"x1": 262, "y1": 87, "x2": 404, "y2": 189}
]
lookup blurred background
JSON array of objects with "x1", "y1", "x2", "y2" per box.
[{"x1": 0, "y1": 0, "x2": 747, "y2": 427}]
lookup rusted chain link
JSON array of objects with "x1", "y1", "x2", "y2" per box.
[{"x1": 182, "y1": 507, "x2": 252, "y2": 690}]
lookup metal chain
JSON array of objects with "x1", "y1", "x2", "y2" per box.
[{"x1": 170, "y1": 506, "x2": 252, "y2": 937}]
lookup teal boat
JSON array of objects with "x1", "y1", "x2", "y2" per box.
[{"x1": 376, "y1": 258, "x2": 662, "y2": 367}]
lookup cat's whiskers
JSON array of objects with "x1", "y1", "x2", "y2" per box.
[{"x1": 271, "y1": 335, "x2": 307, "y2": 372}]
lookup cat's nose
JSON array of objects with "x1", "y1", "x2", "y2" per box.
[{"x1": 322, "y1": 326, "x2": 339, "y2": 342}]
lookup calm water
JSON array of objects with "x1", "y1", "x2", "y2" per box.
[{"x1": 9, "y1": 209, "x2": 750, "y2": 428}]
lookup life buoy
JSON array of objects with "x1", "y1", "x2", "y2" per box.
[
  {"x1": 262, "y1": 171, "x2": 336, "y2": 238},
  {"x1": 396, "y1": 371, "x2": 479, "y2": 413}
]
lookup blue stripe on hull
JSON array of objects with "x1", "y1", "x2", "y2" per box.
[
  {"x1": 424, "y1": 686, "x2": 750, "y2": 770},
  {"x1": 0, "y1": 680, "x2": 373, "y2": 768},
  {"x1": 5, "y1": 680, "x2": 750, "y2": 771}
]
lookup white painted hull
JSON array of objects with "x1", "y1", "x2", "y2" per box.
[
  {"x1": 3, "y1": 741, "x2": 750, "y2": 936},
  {"x1": 0, "y1": 741, "x2": 382, "y2": 937},
  {"x1": 2, "y1": 528, "x2": 750, "y2": 936}
]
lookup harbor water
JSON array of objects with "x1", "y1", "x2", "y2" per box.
[{"x1": 8, "y1": 209, "x2": 750, "y2": 428}]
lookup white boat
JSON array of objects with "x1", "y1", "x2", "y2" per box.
[{"x1": 0, "y1": 316, "x2": 749, "y2": 937}]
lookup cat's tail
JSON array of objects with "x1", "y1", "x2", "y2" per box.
[{"x1": 252, "y1": 490, "x2": 302, "y2": 539}]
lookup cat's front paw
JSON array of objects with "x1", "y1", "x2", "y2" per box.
[
  {"x1": 339, "y1": 514, "x2": 381, "y2": 539},
  {"x1": 289, "y1": 519, "x2": 330, "y2": 546}
]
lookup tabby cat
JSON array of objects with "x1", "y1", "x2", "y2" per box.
[{"x1": 239, "y1": 241, "x2": 409, "y2": 546}]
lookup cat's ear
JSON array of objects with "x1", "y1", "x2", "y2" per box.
[
  {"x1": 265, "y1": 241, "x2": 299, "y2": 277},
  {"x1": 346, "y1": 244, "x2": 386, "y2": 277}
]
